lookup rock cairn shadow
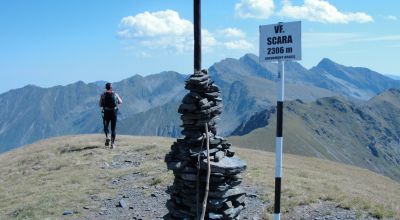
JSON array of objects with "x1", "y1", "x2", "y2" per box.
[{"x1": 165, "y1": 70, "x2": 247, "y2": 219}]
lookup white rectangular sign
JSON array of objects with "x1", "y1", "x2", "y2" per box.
[{"x1": 259, "y1": 21, "x2": 301, "y2": 62}]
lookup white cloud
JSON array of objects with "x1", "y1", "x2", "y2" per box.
[
  {"x1": 117, "y1": 10, "x2": 216, "y2": 52},
  {"x1": 224, "y1": 40, "x2": 253, "y2": 50},
  {"x1": 118, "y1": 10, "x2": 255, "y2": 53},
  {"x1": 201, "y1": 30, "x2": 218, "y2": 50},
  {"x1": 217, "y1": 28, "x2": 246, "y2": 38},
  {"x1": 279, "y1": 0, "x2": 373, "y2": 24},
  {"x1": 118, "y1": 10, "x2": 192, "y2": 37},
  {"x1": 386, "y1": 15, "x2": 397, "y2": 21},
  {"x1": 235, "y1": 0, "x2": 275, "y2": 19},
  {"x1": 217, "y1": 27, "x2": 253, "y2": 50}
]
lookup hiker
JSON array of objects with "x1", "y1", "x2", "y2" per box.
[{"x1": 99, "y1": 82, "x2": 122, "y2": 149}]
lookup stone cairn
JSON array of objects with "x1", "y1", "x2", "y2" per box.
[{"x1": 165, "y1": 70, "x2": 247, "y2": 219}]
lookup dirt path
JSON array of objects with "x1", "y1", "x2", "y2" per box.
[{"x1": 76, "y1": 151, "x2": 379, "y2": 220}]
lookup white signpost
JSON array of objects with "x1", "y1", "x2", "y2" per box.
[
  {"x1": 259, "y1": 21, "x2": 301, "y2": 62},
  {"x1": 259, "y1": 21, "x2": 302, "y2": 220}
]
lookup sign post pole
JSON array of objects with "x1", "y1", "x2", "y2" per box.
[
  {"x1": 259, "y1": 21, "x2": 301, "y2": 220},
  {"x1": 274, "y1": 60, "x2": 284, "y2": 220}
]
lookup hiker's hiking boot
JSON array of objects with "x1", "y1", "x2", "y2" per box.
[
  {"x1": 110, "y1": 141, "x2": 115, "y2": 149},
  {"x1": 105, "y1": 138, "x2": 110, "y2": 146},
  {"x1": 110, "y1": 138, "x2": 115, "y2": 149}
]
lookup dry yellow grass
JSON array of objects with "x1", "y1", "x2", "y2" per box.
[
  {"x1": 0, "y1": 135, "x2": 174, "y2": 219},
  {"x1": 0, "y1": 134, "x2": 399, "y2": 219},
  {"x1": 238, "y1": 147, "x2": 400, "y2": 219}
]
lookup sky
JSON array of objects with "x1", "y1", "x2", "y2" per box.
[{"x1": 0, "y1": 0, "x2": 399, "y2": 93}]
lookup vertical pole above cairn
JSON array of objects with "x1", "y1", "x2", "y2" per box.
[
  {"x1": 164, "y1": 0, "x2": 247, "y2": 219},
  {"x1": 194, "y1": 0, "x2": 201, "y2": 72}
]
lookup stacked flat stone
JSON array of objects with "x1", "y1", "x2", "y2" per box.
[{"x1": 165, "y1": 70, "x2": 247, "y2": 219}]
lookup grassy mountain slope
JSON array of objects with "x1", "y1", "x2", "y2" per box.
[
  {"x1": 230, "y1": 89, "x2": 400, "y2": 182},
  {"x1": 0, "y1": 135, "x2": 399, "y2": 219}
]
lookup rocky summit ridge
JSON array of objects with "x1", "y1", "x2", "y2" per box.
[{"x1": 0, "y1": 135, "x2": 399, "y2": 219}]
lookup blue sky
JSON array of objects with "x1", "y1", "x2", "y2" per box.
[{"x1": 0, "y1": 0, "x2": 399, "y2": 93}]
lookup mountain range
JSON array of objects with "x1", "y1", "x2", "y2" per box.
[
  {"x1": 1, "y1": 53, "x2": 400, "y2": 182},
  {"x1": 0, "y1": 72, "x2": 186, "y2": 152}
]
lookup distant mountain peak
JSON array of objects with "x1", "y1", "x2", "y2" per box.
[
  {"x1": 317, "y1": 58, "x2": 339, "y2": 68},
  {"x1": 23, "y1": 84, "x2": 41, "y2": 89},
  {"x1": 241, "y1": 53, "x2": 258, "y2": 61}
]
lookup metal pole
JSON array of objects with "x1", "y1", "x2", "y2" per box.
[
  {"x1": 194, "y1": 0, "x2": 201, "y2": 72},
  {"x1": 274, "y1": 60, "x2": 284, "y2": 220},
  {"x1": 194, "y1": 1, "x2": 205, "y2": 220}
]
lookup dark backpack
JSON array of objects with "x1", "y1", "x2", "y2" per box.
[{"x1": 103, "y1": 92, "x2": 117, "y2": 109}]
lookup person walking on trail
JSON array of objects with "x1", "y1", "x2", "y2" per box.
[{"x1": 99, "y1": 82, "x2": 122, "y2": 149}]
